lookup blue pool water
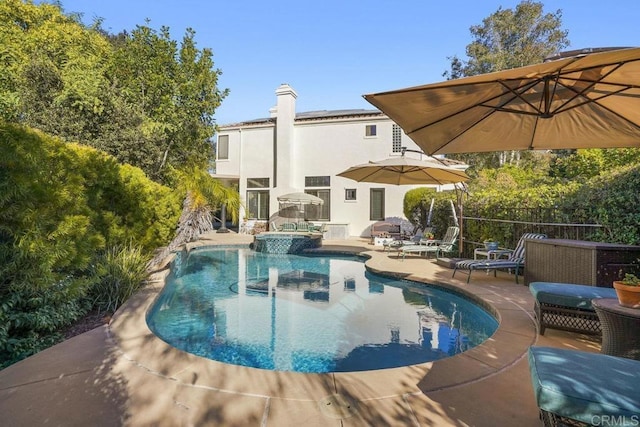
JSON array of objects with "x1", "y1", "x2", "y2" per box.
[{"x1": 147, "y1": 247, "x2": 498, "y2": 373}]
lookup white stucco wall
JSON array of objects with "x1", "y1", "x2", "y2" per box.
[{"x1": 213, "y1": 85, "x2": 438, "y2": 238}]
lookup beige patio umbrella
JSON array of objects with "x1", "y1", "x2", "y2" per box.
[
  {"x1": 363, "y1": 47, "x2": 640, "y2": 155},
  {"x1": 337, "y1": 155, "x2": 469, "y2": 186},
  {"x1": 277, "y1": 192, "x2": 324, "y2": 223},
  {"x1": 277, "y1": 192, "x2": 324, "y2": 205},
  {"x1": 338, "y1": 153, "x2": 469, "y2": 254}
]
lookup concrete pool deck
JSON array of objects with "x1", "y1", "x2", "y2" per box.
[{"x1": 0, "y1": 232, "x2": 601, "y2": 426}]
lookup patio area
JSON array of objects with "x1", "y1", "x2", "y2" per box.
[{"x1": 0, "y1": 232, "x2": 601, "y2": 426}]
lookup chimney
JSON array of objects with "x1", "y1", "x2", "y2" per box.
[{"x1": 274, "y1": 84, "x2": 298, "y2": 190}]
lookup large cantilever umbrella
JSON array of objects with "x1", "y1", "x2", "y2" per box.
[
  {"x1": 363, "y1": 47, "x2": 640, "y2": 155},
  {"x1": 337, "y1": 155, "x2": 469, "y2": 186}
]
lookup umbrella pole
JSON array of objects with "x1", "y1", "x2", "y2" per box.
[{"x1": 453, "y1": 184, "x2": 466, "y2": 257}]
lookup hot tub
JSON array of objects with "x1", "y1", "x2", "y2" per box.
[{"x1": 254, "y1": 232, "x2": 322, "y2": 254}]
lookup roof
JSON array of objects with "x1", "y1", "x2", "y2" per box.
[{"x1": 219, "y1": 109, "x2": 383, "y2": 128}]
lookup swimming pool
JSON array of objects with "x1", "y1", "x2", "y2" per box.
[{"x1": 147, "y1": 247, "x2": 498, "y2": 373}]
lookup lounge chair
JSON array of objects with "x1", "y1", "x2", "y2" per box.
[
  {"x1": 383, "y1": 227, "x2": 433, "y2": 252},
  {"x1": 452, "y1": 232, "x2": 546, "y2": 283},
  {"x1": 400, "y1": 226, "x2": 459, "y2": 260},
  {"x1": 315, "y1": 223, "x2": 328, "y2": 234}
]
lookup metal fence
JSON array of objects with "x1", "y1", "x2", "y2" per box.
[{"x1": 460, "y1": 207, "x2": 603, "y2": 258}]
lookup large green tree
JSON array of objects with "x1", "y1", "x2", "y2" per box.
[
  {"x1": 443, "y1": 0, "x2": 569, "y2": 169},
  {"x1": 0, "y1": 0, "x2": 111, "y2": 127},
  {"x1": 0, "y1": 1, "x2": 229, "y2": 183},
  {"x1": 102, "y1": 24, "x2": 229, "y2": 182}
]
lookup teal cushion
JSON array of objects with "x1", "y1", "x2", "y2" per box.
[
  {"x1": 528, "y1": 347, "x2": 640, "y2": 426},
  {"x1": 529, "y1": 282, "x2": 617, "y2": 309}
]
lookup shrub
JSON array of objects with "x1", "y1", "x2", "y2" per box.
[
  {"x1": 88, "y1": 243, "x2": 151, "y2": 313},
  {"x1": 403, "y1": 187, "x2": 458, "y2": 237},
  {"x1": 564, "y1": 164, "x2": 640, "y2": 244},
  {"x1": 0, "y1": 123, "x2": 180, "y2": 367},
  {"x1": 0, "y1": 278, "x2": 90, "y2": 369}
]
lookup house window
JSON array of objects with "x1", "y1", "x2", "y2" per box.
[
  {"x1": 246, "y1": 177, "x2": 270, "y2": 220},
  {"x1": 370, "y1": 188, "x2": 385, "y2": 220},
  {"x1": 247, "y1": 177, "x2": 269, "y2": 188},
  {"x1": 305, "y1": 189, "x2": 330, "y2": 221},
  {"x1": 392, "y1": 124, "x2": 402, "y2": 152},
  {"x1": 246, "y1": 190, "x2": 269, "y2": 220},
  {"x1": 345, "y1": 189, "x2": 357, "y2": 201},
  {"x1": 305, "y1": 176, "x2": 330, "y2": 187},
  {"x1": 365, "y1": 124, "x2": 377, "y2": 137},
  {"x1": 217, "y1": 135, "x2": 229, "y2": 160}
]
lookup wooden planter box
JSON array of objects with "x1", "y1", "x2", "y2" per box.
[{"x1": 524, "y1": 239, "x2": 640, "y2": 287}]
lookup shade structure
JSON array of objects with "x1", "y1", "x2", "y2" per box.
[
  {"x1": 337, "y1": 156, "x2": 469, "y2": 186},
  {"x1": 364, "y1": 47, "x2": 640, "y2": 155},
  {"x1": 277, "y1": 192, "x2": 324, "y2": 205},
  {"x1": 276, "y1": 192, "x2": 325, "y2": 223}
]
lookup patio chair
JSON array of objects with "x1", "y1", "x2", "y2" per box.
[
  {"x1": 452, "y1": 233, "x2": 547, "y2": 284},
  {"x1": 296, "y1": 222, "x2": 311, "y2": 232},
  {"x1": 400, "y1": 226, "x2": 459, "y2": 260},
  {"x1": 314, "y1": 223, "x2": 328, "y2": 234},
  {"x1": 383, "y1": 227, "x2": 431, "y2": 253},
  {"x1": 280, "y1": 222, "x2": 297, "y2": 232}
]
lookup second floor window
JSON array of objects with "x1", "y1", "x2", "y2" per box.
[
  {"x1": 365, "y1": 124, "x2": 377, "y2": 137},
  {"x1": 217, "y1": 135, "x2": 229, "y2": 160}
]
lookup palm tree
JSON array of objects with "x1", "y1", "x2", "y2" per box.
[{"x1": 151, "y1": 166, "x2": 241, "y2": 265}]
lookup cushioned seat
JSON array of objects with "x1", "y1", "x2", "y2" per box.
[
  {"x1": 528, "y1": 347, "x2": 640, "y2": 426},
  {"x1": 529, "y1": 282, "x2": 617, "y2": 335},
  {"x1": 280, "y1": 222, "x2": 297, "y2": 232},
  {"x1": 530, "y1": 282, "x2": 617, "y2": 309},
  {"x1": 296, "y1": 222, "x2": 310, "y2": 232}
]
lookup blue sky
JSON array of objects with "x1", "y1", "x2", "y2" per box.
[{"x1": 51, "y1": 1, "x2": 638, "y2": 125}]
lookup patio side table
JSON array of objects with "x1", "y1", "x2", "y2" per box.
[
  {"x1": 592, "y1": 298, "x2": 640, "y2": 361},
  {"x1": 473, "y1": 248, "x2": 512, "y2": 260}
]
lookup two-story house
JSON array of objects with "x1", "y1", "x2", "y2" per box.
[{"x1": 213, "y1": 83, "x2": 451, "y2": 238}]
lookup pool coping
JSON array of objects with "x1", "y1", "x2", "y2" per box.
[{"x1": 108, "y1": 238, "x2": 537, "y2": 404}]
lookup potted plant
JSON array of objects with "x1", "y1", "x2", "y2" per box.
[
  {"x1": 425, "y1": 231, "x2": 435, "y2": 240},
  {"x1": 613, "y1": 273, "x2": 640, "y2": 308},
  {"x1": 483, "y1": 238, "x2": 499, "y2": 251}
]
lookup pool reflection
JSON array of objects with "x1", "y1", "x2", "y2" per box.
[{"x1": 147, "y1": 248, "x2": 497, "y2": 372}]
